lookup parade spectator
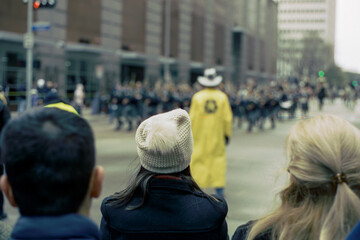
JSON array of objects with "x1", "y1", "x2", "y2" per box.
[
  {"x1": 91, "y1": 91, "x2": 101, "y2": 115},
  {"x1": 0, "y1": 97, "x2": 10, "y2": 221},
  {"x1": 134, "y1": 81, "x2": 145, "y2": 123},
  {"x1": 0, "y1": 86, "x2": 8, "y2": 106},
  {"x1": 44, "y1": 80, "x2": 54, "y2": 94},
  {"x1": 36, "y1": 79, "x2": 46, "y2": 102},
  {"x1": 73, "y1": 83, "x2": 85, "y2": 115},
  {"x1": 143, "y1": 86, "x2": 161, "y2": 119},
  {"x1": 43, "y1": 90, "x2": 80, "y2": 115},
  {"x1": 189, "y1": 68, "x2": 233, "y2": 198},
  {"x1": 100, "y1": 109, "x2": 228, "y2": 239},
  {"x1": 108, "y1": 96, "x2": 118, "y2": 124},
  {"x1": 0, "y1": 107, "x2": 104, "y2": 239},
  {"x1": 316, "y1": 79, "x2": 327, "y2": 111},
  {"x1": 30, "y1": 87, "x2": 39, "y2": 107},
  {"x1": 232, "y1": 114, "x2": 360, "y2": 240},
  {"x1": 299, "y1": 85, "x2": 310, "y2": 118},
  {"x1": 111, "y1": 83, "x2": 125, "y2": 131},
  {"x1": 17, "y1": 83, "x2": 26, "y2": 114},
  {"x1": 241, "y1": 86, "x2": 259, "y2": 132},
  {"x1": 121, "y1": 84, "x2": 137, "y2": 131}
]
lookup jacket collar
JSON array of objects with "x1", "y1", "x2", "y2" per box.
[
  {"x1": 148, "y1": 177, "x2": 195, "y2": 194},
  {"x1": 11, "y1": 213, "x2": 100, "y2": 240}
]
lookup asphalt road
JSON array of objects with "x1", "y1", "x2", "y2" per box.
[{"x1": 3, "y1": 98, "x2": 360, "y2": 238}]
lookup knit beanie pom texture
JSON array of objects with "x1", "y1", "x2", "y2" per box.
[
  {"x1": 144, "y1": 116, "x2": 178, "y2": 154},
  {"x1": 136, "y1": 109, "x2": 193, "y2": 174}
]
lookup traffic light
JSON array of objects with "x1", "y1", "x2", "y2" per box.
[
  {"x1": 318, "y1": 71, "x2": 325, "y2": 77},
  {"x1": 35, "y1": 0, "x2": 56, "y2": 9},
  {"x1": 33, "y1": 1, "x2": 40, "y2": 9},
  {"x1": 23, "y1": 0, "x2": 57, "y2": 9}
]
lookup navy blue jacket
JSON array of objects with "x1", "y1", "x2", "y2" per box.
[
  {"x1": 10, "y1": 214, "x2": 100, "y2": 240},
  {"x1": 347, "y1": 221, "x2": 360, "y2": 240},
  {"x1": 101, "y1": 178, "x2": 229, "y2": 240},
  {"x1": 232, "y1": 221, "x2": 271, "y2": 240}
]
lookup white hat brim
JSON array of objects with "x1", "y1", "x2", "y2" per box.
[{"x1": 197, "y1": 76, "x2": 223, "y2": 87}]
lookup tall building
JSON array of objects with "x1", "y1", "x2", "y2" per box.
[
  {"x1": 276, "y1": 0, "x2": 336, "y2": 80},
  {"x1": 0, "y1": 0, "x2": 277, "y2": 106},
  {"x1": 233, "y1": 0, "x2": 278, "y2": 85}
]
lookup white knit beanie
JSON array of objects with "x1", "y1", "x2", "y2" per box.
[{"x1": 135, "y1": 109, "x2": 193, "y2": 174}]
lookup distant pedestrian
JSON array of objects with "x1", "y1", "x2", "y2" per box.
[
  {"x1": 317, "y1": 79, "x2": 327, "y2": 111},
  {"x1": 43, "y1": 90, "x2": 80, "y2": 115},
  {"x1": 100, "y1": 109, "x2": 229, "y2": 239},
  {"x1": 37, "y1": 78, "x2": 46, "y2": 103},
  {"x1": 73, "y1": 83, "x2": 85, "y2": 115},
  {"x1": 17, "y1": 83, "x2": 26, "y2": 113},
  {"x1": 91, "y1": 91, "x2": 101, "y2": 115},
  {"x1": 0, "y1": 86, "x2": 7, "y2": 106},
  {"x1": 232, "y1": 115, "x2": 360, "y2": 240},
  {"x1": 189, "y1": 68, "x2": 233, "y2": 198},
  {"x1": 108, "y1": 96, "x2": 118, "y2": 124},
  {"x1": 0, "y1": 97, "x2": 10, "y2": 221}
]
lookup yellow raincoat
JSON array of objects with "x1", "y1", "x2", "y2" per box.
[{"x1": 189, "y1": 88, "x2": 232, "y2": 188}]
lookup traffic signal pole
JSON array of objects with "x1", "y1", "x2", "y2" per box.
[{"x1": 25, "y1": 0, "x2": 34, "y2": 110}]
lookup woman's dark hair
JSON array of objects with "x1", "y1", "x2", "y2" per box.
[{"x1": 108, "y1": 165, "x2": 214, "y2": 210}]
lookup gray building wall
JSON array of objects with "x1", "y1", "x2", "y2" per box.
[
  {"x1": 233, "y1": 0, "x2": 278, "y2": 86},
  {"x1": 35, "y1": 0, "x2": 68, "y2": 96},
  {"x1": 203, "y1": 0, "x2": 215, "y2": 67},
  {"x1": 177, "y1": 0, "x2": 192, "y2": 84},
  {"x1": 100, "y1": 0, "x2": 122, "y2": 93},
  {"x1": 223, "y1": 0, "x2": 234, "y2": 82},
  {"x1": 253, "y1": 0, "x2": 261, "y2": 76},
  {"x1": 145, "y1": 1, "x2": 162, "y2": 85},
  {"x1": 1, "y1": 0, "x2": 271, "y2": 103}
]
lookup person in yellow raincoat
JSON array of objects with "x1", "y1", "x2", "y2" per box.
[{"x1": 189, "y1": 68, "x2": 232, "y2": 198}]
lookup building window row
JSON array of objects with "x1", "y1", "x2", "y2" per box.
[
  {"x1": 279, "y1": 29, "x2": 325, "y2": 34},
  {"x1": 279, "y1": 19, "x2": 325, "y2": 23},
  {"x1": 280, "y1": 0, "x2": 325, "y2": 3},
  {"x1": 279, "y1": 39, "x2": 302, "y2": 43},
  {"x1": 279, "y1": 47, "x2": 303, "y2": 52},
  {"x1": 279, "y1": 9, "x2": 325, "y2": 14}
]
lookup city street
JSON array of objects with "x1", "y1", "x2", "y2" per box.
[
  {"x1": 1, "y1": 0, "x2": 359, "y2": 238},
  {"x1": 3, "y1": 99, "x2": 360, "y2": 237}
]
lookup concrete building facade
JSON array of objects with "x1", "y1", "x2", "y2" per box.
[
  {"x1": 276, "y1": 0, "x2": 336, "y2": 79},
  {"x1": 0, "y1": 0, "x2": 278, "y2": 105},
  {"x1": 233, "y1": 0, "x2": 278, "y2": 86}
]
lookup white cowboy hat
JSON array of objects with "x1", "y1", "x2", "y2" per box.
[{"x1": 197, "y1": 68, "x2": 223, "y2": 87}]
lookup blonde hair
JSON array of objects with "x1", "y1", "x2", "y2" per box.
[{"x1": 247, "y1": 115, "x2": 360, "y2": 240}]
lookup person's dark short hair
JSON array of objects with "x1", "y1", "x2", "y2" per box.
[
  {"x1": 0, "y1": 107, "x2": 95, "y2": 216},
  {"x1": 43, "y1": 91, "x2": 61, "y2": 105}
]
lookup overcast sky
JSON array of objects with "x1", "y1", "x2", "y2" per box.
[{"x1": 335, "y1": 0, "x2": 360, "y2": 73}]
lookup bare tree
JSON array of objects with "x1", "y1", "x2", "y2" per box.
[{"x1": 294, "y1": 31, "x2": 333, "y2": 80}]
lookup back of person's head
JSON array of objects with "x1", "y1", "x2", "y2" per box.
[
  {"x1": 43, "y1": 90, "x2": 80, "y2": 115},
  {"x1": 0, "y1": 107, "x2": 103, "y2": 216},
  {"x1": 43, "y1": 90, "x2": 61, "y2": 105},
  {"x1": 248, "y1": 115, "x2": 360, "y2": 240},
  {"x1": 286, "y1": 114, "x2": 360, "y2": 239},
  {"x1": 135, "y1": 108, "x2": 193, "y2": 174},
  {"x1": 110, "y1": 109, "x2": 200, "y2": 208}
]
